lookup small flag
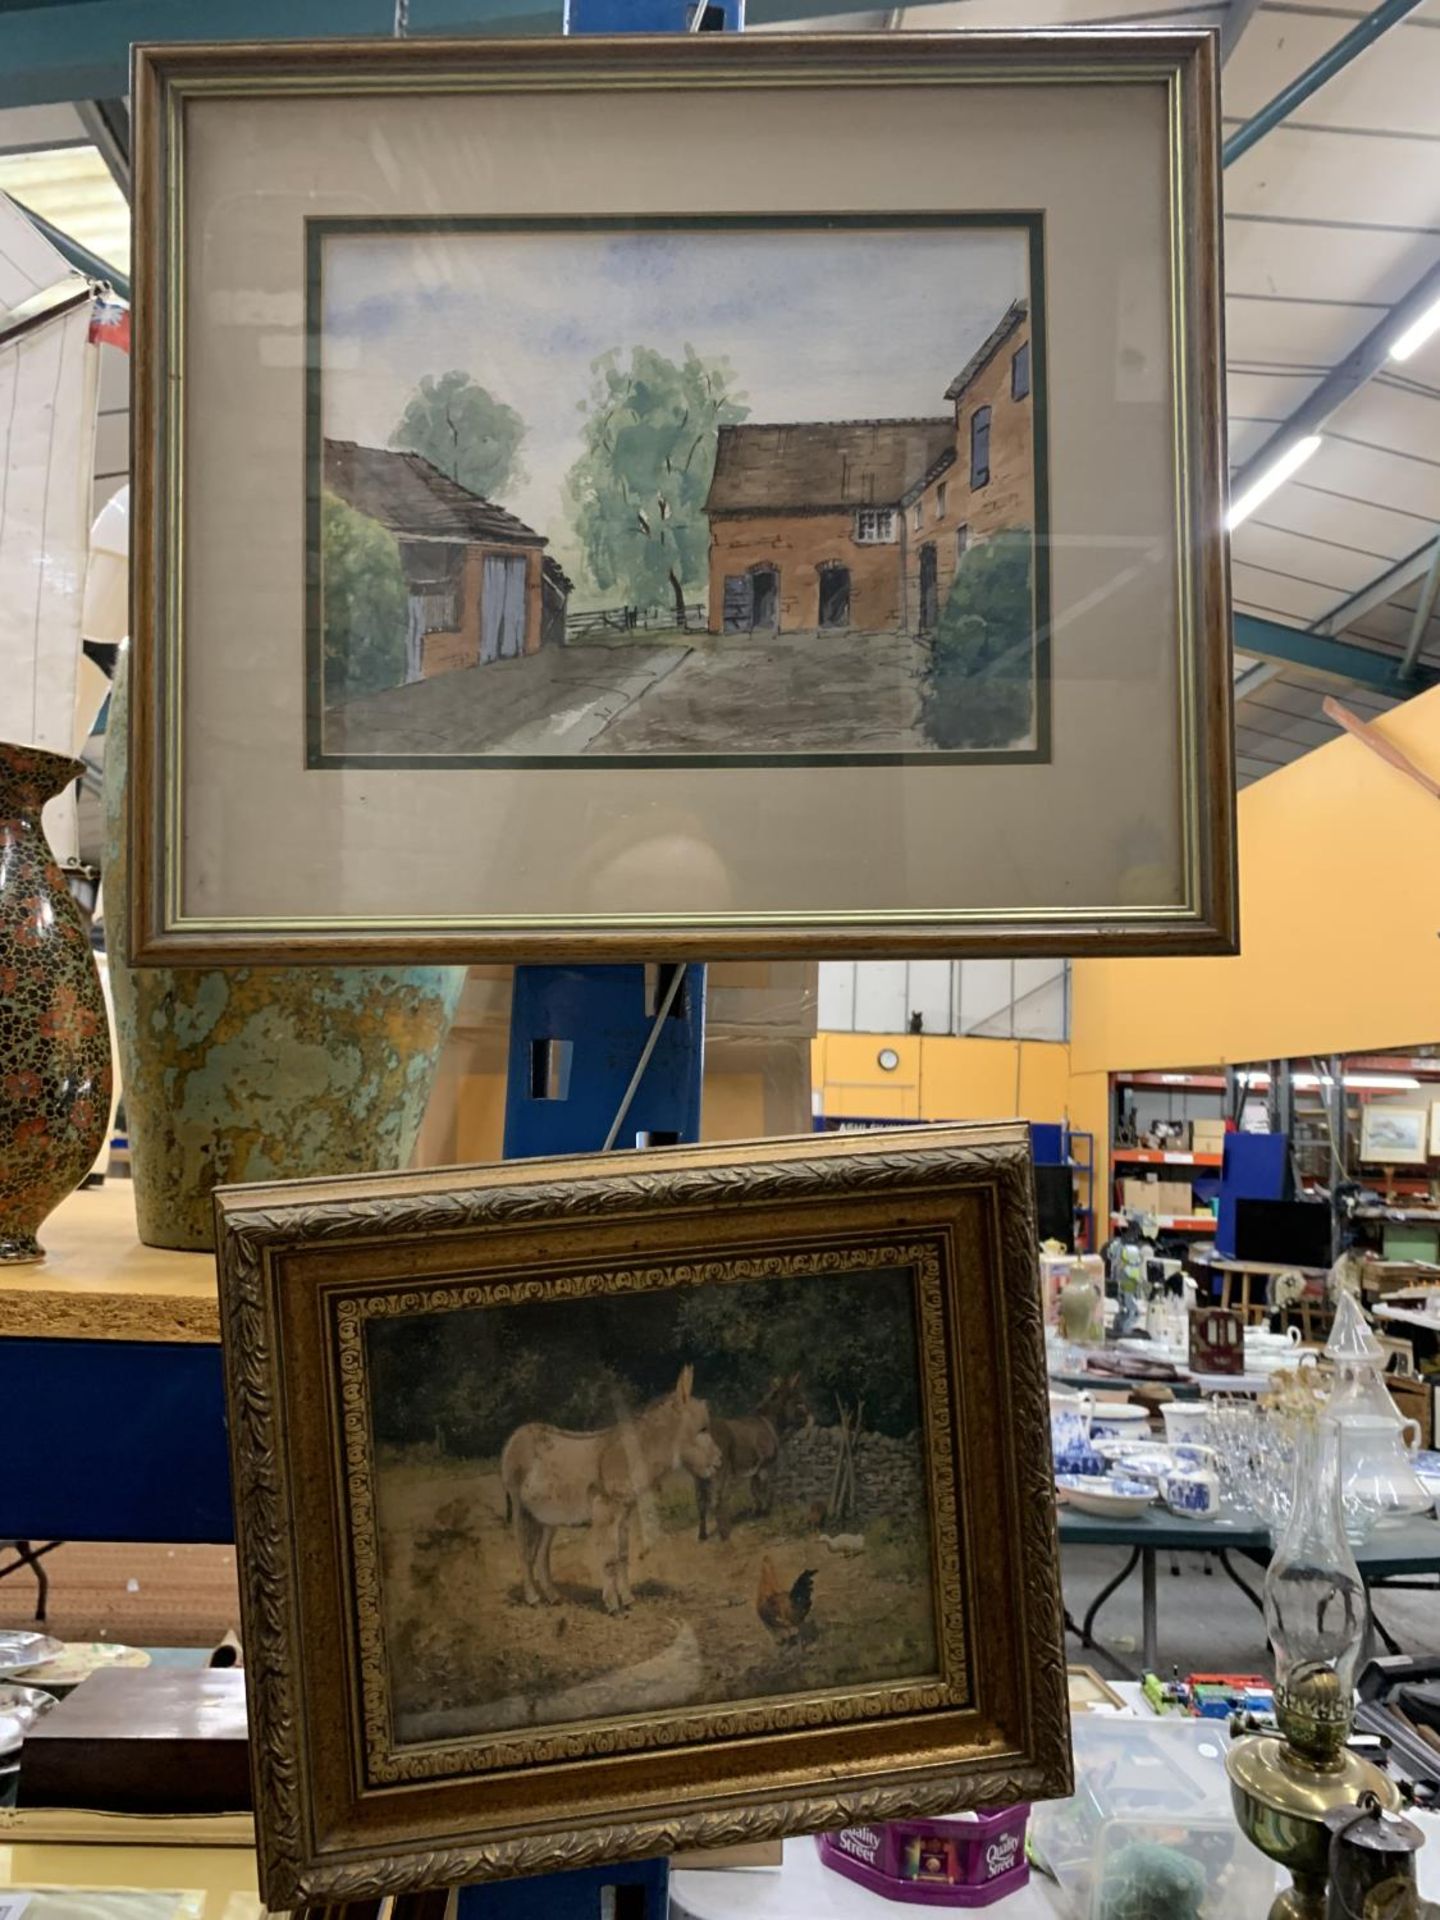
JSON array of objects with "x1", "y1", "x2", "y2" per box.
[{"x1": 89, "y1": 291, "x2": 130, "y2": 352}]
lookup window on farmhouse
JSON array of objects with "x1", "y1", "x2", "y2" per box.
[
  {"x1": 956, "y1": 524, "x2": 969, "y2": 564},
  {"x1": 912, "y1": 502, "x2": 923, "y2": 532},
  {"x1": 935, "y1": 481, "x2": 948, "y2": 520},
  {"x1": 854, "y1": 508, "x2": 896, "y2": 544},
  {"x1": 1012, "y1": 342, "x2": 1031, "y2": 401},
  {"x1": 970, "y1": 406, "x2": 991, "y2": 489}
]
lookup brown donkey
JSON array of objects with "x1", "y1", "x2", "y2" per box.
[
  {"x1": 694, "y1": 1372, "x2": 811, "y2": 1542},
  {"x1": 502, "y1": 1365, "x2": 722, "y2": 1614}
]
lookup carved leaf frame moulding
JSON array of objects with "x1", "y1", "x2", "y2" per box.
[{"x1": 214, "y1": 1123, "x2": 1072, "y2": 1903}]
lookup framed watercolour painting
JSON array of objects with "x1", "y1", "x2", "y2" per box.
[
  {"x1": 215, "y1": 1122, "x2": 1070, "y2": 1902},
  {"x1": 1359, "y1": 1103, "x2": 1429, "y2": 1167},
  {"x1": 131, "y1": 32, "x2": 1232, "y2": 963}
]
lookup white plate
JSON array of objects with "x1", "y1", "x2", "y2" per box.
[
  {"x1": 1056, "y1": 1474, "x2": 1156, "y2": 1518},
  {"x1": 1089, "y1": 1404, "x2": 1151, "y2": 1430},
  {"x1": 1092, "y1": 1440, "x2": 1177, "y2": 1479}
]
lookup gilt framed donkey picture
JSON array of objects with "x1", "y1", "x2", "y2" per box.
[{"x1": 215, "y1": 1123, "x2": 1070, "y2": 1903}]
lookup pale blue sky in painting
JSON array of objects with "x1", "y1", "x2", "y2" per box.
[{"x1": 320, "y1": 226, "x2": 1028, "y2": 552}]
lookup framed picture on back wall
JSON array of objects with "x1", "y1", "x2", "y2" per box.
[{"x1": 129, "y1": 30, "x2": 1233, "y2": 965}]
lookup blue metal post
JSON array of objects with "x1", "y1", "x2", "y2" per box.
[
  {"x1": 470, "y1": 965, "x2": 706, "y2": 1920},
  {"x1": 1223, "y1": 0, "x2": 1426, "y2": 168}
]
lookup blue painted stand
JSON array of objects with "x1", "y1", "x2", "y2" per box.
[
  {"x1": 457, "y1": 1855, "x2": 670, "y2": 1920},
  {"x1": 0, "y1": 1337, "x2": 232, "y2": 1544},
  {"x1": 490, "y1": 962, "x2": 707, "y2": 1919},
  {"x1": 504, "y1": 964, "x2": 705, "y2": 1157}
]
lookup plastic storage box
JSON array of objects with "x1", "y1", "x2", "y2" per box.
[
  {"x1": 817, "y1": 1805, "x2": 1029, "y2": 1906},
  {"x1": 1029, "y1": 1716, "x2": 1273, "y2": 1916}
]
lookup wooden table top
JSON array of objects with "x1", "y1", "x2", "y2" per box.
[{"x1": 0, "y1": 1184, "x2": 218, "y2": 1343}]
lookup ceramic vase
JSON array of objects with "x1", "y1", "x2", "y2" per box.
[
  {"x1": 102, "y1": 653, "x2": 466, "y2": 1251},
  {"x1": 0, "y1": 742, "x2": 114, "y2": 1262}
]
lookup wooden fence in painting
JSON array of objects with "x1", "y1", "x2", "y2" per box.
[{"x1": 564, "y1": 600, "x2": 706, "y2": 639}]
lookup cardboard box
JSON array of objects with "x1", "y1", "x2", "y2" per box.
[
  {"x1": 1120, "y1": 1177, "x2": 1154, "y2": 1214},
  {"x1": 1192, "y1": 1119, "x2": 1228, "y2": 1151},
  {"x1": 1121, "y1": 1177, "x2": 1194, "y2": 1218}
]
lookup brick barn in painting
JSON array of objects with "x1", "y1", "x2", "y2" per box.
[
  {"x1": 704, "y1": 300, "x2": 1032, "y2": 636},
  {"x1": 323, "y1": 438, "x2": 571, "y2": 683}
]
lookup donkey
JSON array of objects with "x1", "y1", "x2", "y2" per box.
[
  {"x1": 500, "y1": 1364, "x2": 722, "y2": 1615},
  {"x1": 695, "y1": 1372, "x2": 811, "y2": 1543}
]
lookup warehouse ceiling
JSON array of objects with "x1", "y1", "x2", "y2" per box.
[
  {"x1": 1, "y1": 0, "x2": 1436, "y2": 788},
  {"x1": 904, "y1": 0, "x2": 1440, "y2": 784}
]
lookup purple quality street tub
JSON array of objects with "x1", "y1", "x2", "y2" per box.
[{"x1": 817, "y1": 1805, "x2": 1031, "y2": 1907}]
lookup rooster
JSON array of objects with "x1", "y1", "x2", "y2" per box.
[{"x1": 756, "y1": 1556, "x2": 817, "y2": 1646}]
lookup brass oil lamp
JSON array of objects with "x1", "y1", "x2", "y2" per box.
[{"x1": 1226, "y1": 1404, "x2": 1400, "y2": 1919}]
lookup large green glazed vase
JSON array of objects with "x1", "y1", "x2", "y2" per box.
[{"x1": 103, "y1": 653, "x2": 465, "y2": 1250}]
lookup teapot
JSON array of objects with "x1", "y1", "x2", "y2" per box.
[{"x1": 1339, "y1": 1414, "x2": 1432, "y2": 1542}]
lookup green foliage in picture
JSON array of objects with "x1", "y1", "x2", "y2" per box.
[
  {"x1": 390, "y1": 370, "x2": 527, "y2": 502},
  {"x1": 566, "y1": 344, "x2": 748, "y2": 628},
  {"x1": 923, "y1": 527, "x2": 1035, "y2": 750},
  {"x1": 320, "y1": 490, "x2": 408, "y2": 705},
  {"x1": 365, "y1": 1264, "x2": 921, "y2": 1461}
]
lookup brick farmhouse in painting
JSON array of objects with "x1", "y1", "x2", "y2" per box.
[
  {"x1": 324, "y1": 438, "x2": 571, "y2": 685},
  {"x1": 704, "y1": 301, "x2": 1032, "y2": 636}
]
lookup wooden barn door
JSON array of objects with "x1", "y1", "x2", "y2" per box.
[
  {"x1": 723, "y1": 573, "x2": 753, "y2": 632},
  {"x1": 482, "y1": 554, "x2": 528, "y2": 662}
]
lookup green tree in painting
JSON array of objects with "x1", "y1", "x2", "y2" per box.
[
  {"x1": 321, "y1": 490, "x2": 408, "y2": 705},
  {"x1": 390, "y1": 370, "x2": 526, "y2": 501},
  {"x1": 922, "y1": 527, "x2": 1035, "y2": 750},
  {"x1": 566, "y1": 345, "x2": 748, "y2": 629}
]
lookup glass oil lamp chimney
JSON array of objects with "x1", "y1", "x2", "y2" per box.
[{"x1": 1226, "y1": 1404, "x2": 1400, "y2": 1920}]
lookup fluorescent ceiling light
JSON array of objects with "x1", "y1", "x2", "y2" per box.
[
  {"x1": 1226, "y1": 435, "x2": 1323, "y2": 531},
  {"x1": 0, "y1": 145, "x2": 129, "y2": 276},
  {"x1": 1238, "y1": 1069, "x2": 1422, "y2": 1091},
  {"x1": 1390, "y1": 293, "x2": 1440, "y2": 364}
]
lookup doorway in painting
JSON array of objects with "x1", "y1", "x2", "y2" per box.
[
  {"x1": 481, "y1": 554, "x2": 527, "y2": 662},
  {"x1": 919, "y1": 543, "x2": 939, "y2": 634},
  {"x1": 818, "y1": 563, "x2": 851, "y2": 629},
  {"x1": 750, "y1": 566, "x2": 779, "y2": 632}
]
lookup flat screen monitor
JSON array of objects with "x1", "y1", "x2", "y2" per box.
[
  {"x1": 1033, "y1": 1163, "x2": 1076, "y2": 1252},
  {"x1": 1233, "y1": 1198, "x2": 1332, "y2": 1270}
]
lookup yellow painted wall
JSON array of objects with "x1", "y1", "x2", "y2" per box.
[
  {"x1": 812, "y1": 688, "x2": 1440, "y2": 1225},
  {"x1": 812, "y1": 1031, "x2": 1073, "y2": 1126},
  {"x1": 1069, "y1": 687, "x2": 1440, "y2": 1077}
]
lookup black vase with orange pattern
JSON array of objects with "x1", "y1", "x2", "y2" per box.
[{"x1": 0, "y1": 742, "x2": 113, "y2": 1262}]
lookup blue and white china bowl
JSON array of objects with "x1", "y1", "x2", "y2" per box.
[{"x1": 1056, "y1": 1474, "x2": 1156, "y2": 1518}]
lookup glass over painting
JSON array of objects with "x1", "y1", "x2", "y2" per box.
[
  {"x1": 360, "y1": 1258, "x2": 940, "y2": 1748},
  {"x1": 133, "y1": 35, "x2": 1232, "y2": 958}
]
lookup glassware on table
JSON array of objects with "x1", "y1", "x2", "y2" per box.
[
  {"x1": 1338, "y1": 1413, "x2": 1433, "y2": 1544},
  {"x1": 1264, "y1": 1408, "x2": 1367, "y2": 1767}
]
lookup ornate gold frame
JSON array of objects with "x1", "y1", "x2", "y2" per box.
[
  {"x1": 215, "y1": 1123, "x2": 1071, "y2": 1903},
  {"x1": 130, "y1": 31, "x2": 1233, "y2": 965}
]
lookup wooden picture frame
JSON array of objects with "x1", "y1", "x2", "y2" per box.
[
  {"x1": 130, "y1": 31, "x2": 1233, "y2": 965},
  {"x1": 214, "y1": 1123, "x2": 1070, "y2": 1903},
  {"x1": 1359, "y1": 1103, "x2": 1430, "y2": 1167}
]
